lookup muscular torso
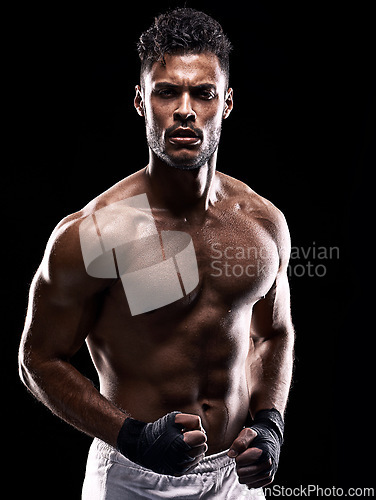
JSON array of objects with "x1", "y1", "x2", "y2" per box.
[{"x1": 83, "y1": 169, "x2": 280, "y2": 454}]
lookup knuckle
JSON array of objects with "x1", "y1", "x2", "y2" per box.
[
  {"x1": 237, "y1": 466, "x2": 249, "y2": 478},
  {"x1": 246, "y1": 427, "x2": 257, "y2": 438},
  {"x1": 239, "y1": 436, "x2": 249, "y2": 449},
  {"x1": 197, "y1": 432, "x2": 207, "y2": 444},
  {"x1": 235, "y1": 435, "x2": 247, "y2": 447}
]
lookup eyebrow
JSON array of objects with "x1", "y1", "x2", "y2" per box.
[{"x1": 153, "y1": 82, "x2": 217, "y2": 91}]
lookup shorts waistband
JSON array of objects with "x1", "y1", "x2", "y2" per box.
[
  {"x1": 191, "y1": 449, "x2": 233, "y2": 474},
  {"x1": 92, "y1": 438, "x2": 234, "y2": 475}
]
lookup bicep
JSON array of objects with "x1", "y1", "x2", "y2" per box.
[
  {"x1": 22, "y1": 271, "x2": 103, "y2": 360},
  {"x1": 21, "y1": 218, "x2": 109, "y2": 361},
  {"x1": 251, "y1": 208, "x2": 293, "y2": 340},
  {"x1": 251, "y1": 270, "x2": 293, "y2": 340}
]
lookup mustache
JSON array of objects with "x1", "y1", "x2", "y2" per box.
[{"x1": 165, "y1": 124, "x2": 204, "y2": 140}]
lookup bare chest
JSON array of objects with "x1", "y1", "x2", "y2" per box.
[
  {"x1": 85, "y1": 198, "x2": 279, "y2": 334},
  {"x1": 89, "y1": 205, "x2": 279, "y2": 382},
  {"x1": 151, "y1": 206, "x2": 280, "y2": 311}
]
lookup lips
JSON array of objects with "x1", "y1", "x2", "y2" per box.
[{"x1": 168, "y1": 127, "x2": 202, "y2": 146}]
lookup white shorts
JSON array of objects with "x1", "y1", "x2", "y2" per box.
[{"x1": 82, "y1": 438, "x2": 265, "y2": 499}]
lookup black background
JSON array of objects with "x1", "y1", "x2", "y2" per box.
[{"x1": 5, "y1": 1, "x2": 374, "y2": 498}]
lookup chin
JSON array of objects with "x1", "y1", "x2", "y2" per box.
[
  {"x1": 169, "y1": 162, "x2": 202, "y2": 171},
  {"x1": 161, "y1": 150, "x2": 210, "y2": 170},
  {"x1": 160, "y1": 152, "x2": 206, "y2": 171}
]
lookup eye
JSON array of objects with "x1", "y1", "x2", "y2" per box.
[
  {"x1": 157, "y1": 88, "x2": 177, "y2": 98},
  {"x1": 197, "y1": 89, "x2": 216, "y2": 100}
]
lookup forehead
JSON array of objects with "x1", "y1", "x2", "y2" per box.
[{"x1": 143, "y1": 52, "x2": 226, "y2": 89}]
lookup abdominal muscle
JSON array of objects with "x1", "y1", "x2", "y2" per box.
[
  {"x1": 97, "y1": 356, "x2": 251, "y2": 455},
  {"x1": 88, "y1": 282, "x2": 254, "y2": 455}
]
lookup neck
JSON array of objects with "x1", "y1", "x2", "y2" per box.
[{"x1": 145, "y1": 150, "x2": 220, "y2": 219}]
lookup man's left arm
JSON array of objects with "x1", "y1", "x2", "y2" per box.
[
  {"x1": 228, "y1": 211, "x2": 295, "y2": 488},
  {"x1": 248, "y1": 270, "x2": 294, "y2": 416}
]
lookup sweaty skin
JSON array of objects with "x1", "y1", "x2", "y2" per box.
[{"x1": 19, "y1": 52, "x2": 294, "y2": 487}]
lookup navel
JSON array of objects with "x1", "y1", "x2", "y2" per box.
[{"x1": 202, "y1": 402, "x2": 210, "y2": 412}]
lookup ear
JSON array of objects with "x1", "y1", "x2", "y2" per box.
[
  {"x1": 223, "y1": 88, "x2": 234, "y2": 119},
  {"x1": 134, "y1": 85, "x2": 144, "y2": 117}
]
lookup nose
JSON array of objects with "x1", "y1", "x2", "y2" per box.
[{"x1": 173, "y1": 92, "x2": 196, "y2": 123}]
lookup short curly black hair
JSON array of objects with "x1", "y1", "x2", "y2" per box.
[{"x1": 137, "y1": 8, "x2": 232, "y2": 84}]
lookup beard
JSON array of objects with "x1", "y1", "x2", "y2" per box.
[{"x1": 145, "y1": 119, "x2": 222, "y2": 170}]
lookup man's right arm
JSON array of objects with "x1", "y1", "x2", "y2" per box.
[
  {"x1": 18, "y1": 214, "x2": 127, "y2": 446},
  {"x1": 18, "y1": 213, "x2": 207, "y2": 470}
]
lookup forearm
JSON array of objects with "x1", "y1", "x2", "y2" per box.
[
  {"x1": 249, "y1": 329, "x2": 294, "y2": 418},
  {"x1": 19, "y1": 355, "x2": 126, "y2": 447}
]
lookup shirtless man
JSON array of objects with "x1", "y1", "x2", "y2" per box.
[{"x1": 18, "y1": 8, "x2": 294, "y2": 499}]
